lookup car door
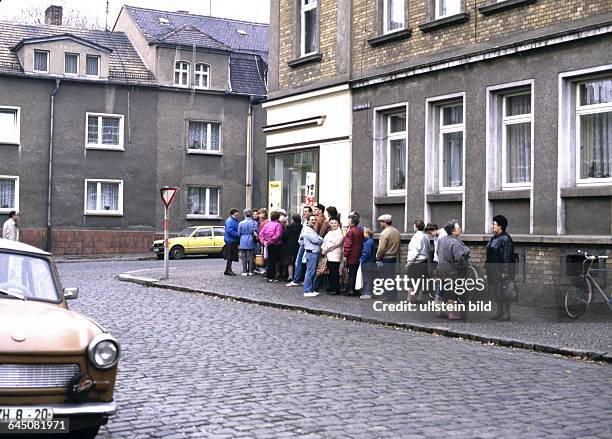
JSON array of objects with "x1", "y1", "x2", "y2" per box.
[
  {"x1": 212, "y1": 227, "x2": 225, "y2": 252},
  {"x1": 191, "y1": 227, "x2": 215, "y2": 254}
]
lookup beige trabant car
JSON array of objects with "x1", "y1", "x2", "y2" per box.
[{"x1": 0, "y1": 239, "x2": 118, "y2": 438}]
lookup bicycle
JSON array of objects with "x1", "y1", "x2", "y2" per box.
[{"x1": 564, "y1": 250, "x2": 611, "y2": 319}]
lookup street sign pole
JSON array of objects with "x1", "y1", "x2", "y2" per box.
[
  {"x1": 160, "y1": 186, "x2": 180, "y2": 281},
  {"x1": 163, "y1": 206, "x2": 169, "y2": 280}
]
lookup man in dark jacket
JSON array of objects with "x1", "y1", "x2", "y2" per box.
[
  {"x1": 343, "y1": 214, "x2": 364, "y2": 296},
  {"x1": 223, "y1": 208, "x2": 241, "y2": 275}
]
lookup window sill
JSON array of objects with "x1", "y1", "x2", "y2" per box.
[
  {"x1": 86, "y1": 145, "x2": 125, "y2": 151},
  {"x1": 367, "y1": 29, "x2": 413, "y2": 47},
  {"x1": 0, "y1": 140, "x2": 20, "y2": 146},
  {"x1": 478, "y1": 0, "x2": 537, "y2": 16},
  {"x1": 560, "y1": 185, "x2": 612, "y2": 198},
  {"x1": 0, "y1": 208, "x2": 17, "y2": 214},
  {"x1": 426, "y1": 193, "x2": 463, "y2": 203},
  {"x1": 488, "y1": 189, "x2": 531, "y2": 200},
  {"x1": 186, "y1": 150, "x2": 223, "y2": 156},
  {"x1": 186, "y1": 214, "x2": 223, "y2": 220},
  {"x1": 374, "y1": 195, "x2": 405, "y2": 205},
  {"x1": 287, "y1": 53, "x2": 323, "y2": 68},
  {"x1": 84, "y1": 212, "x2": 123, "y2": 217},
  {"x1": 419, "y1": 13, "x2": 470, "y2": 33}
]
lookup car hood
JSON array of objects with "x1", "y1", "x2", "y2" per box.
[{"x1": 0, "y1": 300, "x2": 102, "y2": 355}]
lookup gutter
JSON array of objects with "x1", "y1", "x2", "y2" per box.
[
  {"x1": 245, "y1": 98, "x2": 254, "y2": 209},
  {"x1": 46, "y1": 79, "x2": 61, "y2": 253}
]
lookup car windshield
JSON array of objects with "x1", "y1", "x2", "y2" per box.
[
  {"x1": 177, "y1": 228, "x2": 195, "y2": 237},
  {"x1": 0, "y1": 252, "x2": 60, "y2": 302}
]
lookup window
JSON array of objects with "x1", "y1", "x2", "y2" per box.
[
  {"x1": 65, "y1": 53, "x2": 78, "y2": 75},
  {"x1": 502, "y1": 92, "x2": 532, "y2": 187},
  {"x1": 188, "y1": 121, "x2": 221, "y2": 152},
  {"x1": 268, "y1": 150, "x2": 319, "y2": 216},
  {"x1": 84, "y1": 179, "x2": 123, "y2": 215},
  {"x1": 195, "y1": 63, "x2": 210, "y2": 89},
  {"x1": 384, "y1": 0, "x2": 405, "y2": 33},
  {"x1": 86, "y1": 113, "x2": 124, "y2": 150},
  {"x1": 187, "y1": 187, "x2": 219, "y2": 217},
  {"x1": 34, "y1": 51, "x2": 48, "y2": 73},
  {"x1": 576, "y1": 78, "x2": 612, "y2": 184},
  {"x1": 174, "y1": 61, "x2": 189, "y2": 86},
  {"x1": 195, "y1": 228, "x2": 212, "y2": 237},
  {"x1": 0, "y1": 107, "x2": 20, "y2": 145},
  {"x1": 0, "y1": 176, "x2": 18, "y2": 213},
  {"x1": 301, "y1": 0, "x2": 318, "y2": 56},
  {"x1": 435, "y1": 0, "x2": 461, "y2": 19},
  {"x1": 439, "y1": 102, "x2": 464, "y2": 191},
  {"x1": 86, "y1": 55, "x2": 100, "y2": 77},
  {"x1": 387, "y1": 112, "x2": 407, "y2": 194}
]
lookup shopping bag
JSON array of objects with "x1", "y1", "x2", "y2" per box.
[{"x1": 355, "y1": 265, "x2": 363, "y2": 291}]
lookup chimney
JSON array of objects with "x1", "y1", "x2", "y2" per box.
[{"x1": 44, "y1": 5, "x2": 63, "y2": 26}]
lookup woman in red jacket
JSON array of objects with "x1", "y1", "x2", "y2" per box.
[{"x1": 343, "y1": 214, "x2": 365, "y2": 296}]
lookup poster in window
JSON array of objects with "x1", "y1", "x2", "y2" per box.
[
  {"x1": 269, "y1": 181, "x2": 282, "y2": 211},
  {"x1": 304, "y1": 172, "x2": 316, "y2": 206}
]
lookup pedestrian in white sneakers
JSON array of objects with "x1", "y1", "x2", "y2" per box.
[{"x1": 301, "y1": 214, "x2": 323, "y2": 297}]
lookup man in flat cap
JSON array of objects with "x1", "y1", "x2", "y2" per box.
[{"x1": 376, "y1": 214, "x2": 401, "y2": 300}]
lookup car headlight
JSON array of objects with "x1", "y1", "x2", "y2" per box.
[{"x1": 87, "y1": 334, "x2": 120, "y2": 369}]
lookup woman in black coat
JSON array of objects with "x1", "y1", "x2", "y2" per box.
[
  {"x1": 485, "y1": 215, "x2": 516, "y2": 321},
  {"x1": 281, "y1": 214, "x2": 303, "y2": 282}
]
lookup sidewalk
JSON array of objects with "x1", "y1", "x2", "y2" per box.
[
  {"x1": 118, "y1": 264, "x2": 612, "y2": 363},
  {"x1": 55, "y1": 253, "x2": 155, "y2": 263}
]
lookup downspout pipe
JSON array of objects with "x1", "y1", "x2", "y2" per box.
[
  {"x1": 46, "y1": 79, "x2": 61, "y2": 252},
  {"x1": 245, "y1": 98, "x2": 254, "y2": 209}
]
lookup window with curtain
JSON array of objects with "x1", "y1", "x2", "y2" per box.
[
  {"x1": 195, "y1": 63, "x2": 209, "y2": 88},
  {"x1": 387, "y1": 112, "x2": 407, "y2": 193},
  {"x1": 65, "y1": 53, "x2": 78, "y2": 75},
  {"x1": 34, "y1": 51, "x2": 48, "y2": 72},
  {"x1": 301, "y1": 0, "x2": 318, "y2": 56},
  {"x1": 0, "y1": 177, "x2": 17, "y2": 210},
  {"x1": 435, "y1": 0, "x2": 461, "y2": 19},
  {"x1": 174, "y1": 61, "x2": 189, "y2": 86},
  {"x1": 384, "y1": 0, "x2": 405, "y2": 33},
  {"x1": 503, "y1": 93, "x2": 532, "y2": 186},
  {"x1": 577, "y1": 78, "x2": 612, "y2": 182},
  {"x1": 0, "y1": 107, "x2": 19, "y2": 144},
  {"x1": 86, "y1": 114, "x2": 123, "y2": 149},
  {"x1": 187, "y1": 187, "x2": 219, "y2": 216},
  {"x1": 85, "y1": 180, "x2": 122, "y2": 214},
  {"x1": 439, "y1": 103, "x2": 464, "y2": 190},
  {"x1": 86, "y1": 55, "x2": 99, "y2": 76},
  {"x1": 188, "y1": 121, "x2": 221, "y2": 152}
]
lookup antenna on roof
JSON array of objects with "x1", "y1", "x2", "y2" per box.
[
  {"x1": 105, "y1": 0, "x2": 109, "y2": 31},
  {"x1": 208, "y1": 0, "x2": 212, "y2": 16}
]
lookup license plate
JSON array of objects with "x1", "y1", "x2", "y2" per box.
[{"x1": 0, "y1": 407, "x2": 54, "y2": 422}]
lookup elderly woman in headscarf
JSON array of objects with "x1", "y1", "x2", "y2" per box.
[{"x1": 485, "y1": 215, "x2": 516, "y2": 321}]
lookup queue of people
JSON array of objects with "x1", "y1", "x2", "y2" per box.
[{"x1": 221, "y1": 205, "x2": 516, "y2": 321}]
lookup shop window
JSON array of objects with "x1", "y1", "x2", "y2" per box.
[{"x1": 268, "y1": 149, "x2": 319, "y2": 216}]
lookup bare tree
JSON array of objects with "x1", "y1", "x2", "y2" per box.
[{"x1": 10, "y1": 4, "x2": 102, "y2": 30}]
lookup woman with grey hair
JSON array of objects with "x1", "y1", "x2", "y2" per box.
[
  {"x1": 436, "y1": 220, "x2": 470, "y2": 320},
  {"x1": 237, "y1": 208, "x2": 258, "y2": 275}
]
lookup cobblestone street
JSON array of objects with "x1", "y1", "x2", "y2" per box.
[{"x1": 60, "y1": 260, "x2": 612, "y2": 438}]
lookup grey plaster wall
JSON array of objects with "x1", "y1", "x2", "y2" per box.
[
  {"x1": 492, "y1": 200, "x2": 530, "y2": 234},
  {"x1": 429, "y1": 203, "x2": 462, "y2": 229},
  {"x1": 157, "y1": 47, "x2": 229, "y2": 90},
  {"x1": 565, "y1": 197, "x2": 611, "y2": 235},
  {"x1": 251, "y1": 103, "x2": 268, "y2": 210}
]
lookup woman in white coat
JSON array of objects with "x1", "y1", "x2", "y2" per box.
[{"x1": 322, "y1": 218, "x2": 344, "y2": 295}]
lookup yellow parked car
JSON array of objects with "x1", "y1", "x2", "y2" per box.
[{"x1": 151, "y1": 226, "x2": 225, "y2": 259}]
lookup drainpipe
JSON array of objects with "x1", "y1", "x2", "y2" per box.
[
  {"x1": 46, "y1": 79, "x2": 61, "y2": 252},
  {"x1": 245, "y1": 98, "x2": 254, "y2": 209}
]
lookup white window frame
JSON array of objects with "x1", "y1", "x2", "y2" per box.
[
  {"x1": 85, "y1": 55, "x2": 100, "y2": 78},
  {"x1": 174, "y1": 61, "x2": 190, "y2": 86},
  {"x1": 33, "y1": 50, "x2": 49, "y2": 73},
  {"x1": 438, "y1": 101, "x2": 465, "y2": 193},
  {"x1": 0, "y1": 175, "x2": 19, "y2": 214},
  {"x1": 300, "y1": 0, "x2": 318, "y2": 57},
  {"x1": 186, "y1": 186, "x2": 221, "y2": 219},
  {"x1": 64, "y1": 53, "x2": 79, "y2": 76},
  {"x1": 434, "y1": 0, "x2": 461, "y2": 20},
  {"x1": 575, "y1": 78, "x2": 612, "y2": 186},
  {"x1": 187, "y1": 121, "x2": 222, "y2": 154},
  {"x1": 0, "y1": 106, "x2": 21, "y2": 145},
  {"x1": 83, "y1": 179, "x2": 123, "y2": 216},
  {"x1": 501, "y1": 91, "x2": 534, "y2": 189},
  {"x1": 194, "y1": 63, "x2": 210, "y2": 89},
  {"x1": 85, "y1": 112, "x2": 125, "y2": 151},
  {"x1": 383, "y1": 0, "x2": 405, "y2": 34},
  {"x1": 386, "y1": 112, "x2": 408, "y2": 195}
]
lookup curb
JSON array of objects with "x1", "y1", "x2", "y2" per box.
[
  {"x1": 117, "y1": 274, "x2": 611, "y2": 364},
  {"x1": 56, "y1": 255, "x2": 156, "y2": 264}
]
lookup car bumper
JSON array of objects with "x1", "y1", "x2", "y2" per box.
[{"x1": 8, "y1": 401, "x2": 117, "y2": 417}]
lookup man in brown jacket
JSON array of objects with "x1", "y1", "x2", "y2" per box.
[
  {"x1": 376, "y1": 214, "x2": 401, "y2": 300},
  {"x1": 314, "y1": 203, "x2": 328, "y2": 237}
]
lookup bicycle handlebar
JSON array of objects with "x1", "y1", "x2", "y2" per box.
[{"x1": 577, "y1": 250, "x2": 608, "y2": 260}]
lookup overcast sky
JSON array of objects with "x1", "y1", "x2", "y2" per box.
[{"x1": 0, "y1": 0, "x2": 270, "y2": 27}]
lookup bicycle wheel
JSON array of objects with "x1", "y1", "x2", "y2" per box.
[{"x1": 564, "y1": 277, "x2": 591, "y2": 319}]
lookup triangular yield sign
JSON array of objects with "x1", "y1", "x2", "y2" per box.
[{"x1": 160, "y1": 187, "x2": 179, "y2": 209}]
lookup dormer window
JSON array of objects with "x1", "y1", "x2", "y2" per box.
[
  {"x1": 65, "y1": 53, "x2": 78, "y2": 75},
  {"x1": 34, "y1": 50, "x2": 49, "y2": 73},
  {"x1": 86, "y1": 55, "x2": 100, "y2": 77},
  {"x1": 174, "y1": 61, "x2": 189, "y2": 86},
  {"x1": 195, "y1": 63, "x2": 209, "y2": 89}
]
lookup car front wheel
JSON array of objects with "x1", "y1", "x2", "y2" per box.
[{"x1": 170, "y1": 246, "x2": 185, "y2": 260}]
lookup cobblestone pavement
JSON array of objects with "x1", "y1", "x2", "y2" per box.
[
  {"x1": 118, "y1": 257, "x2": 612, "y2": 357},
  {"x1": 60, "y1": 260, "x2": 612, "y2": 438}
]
